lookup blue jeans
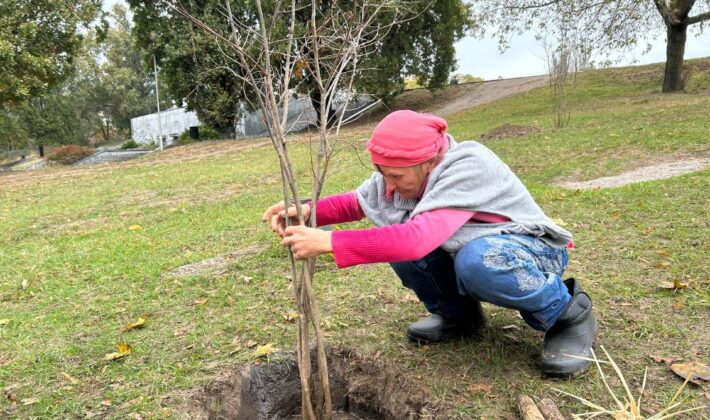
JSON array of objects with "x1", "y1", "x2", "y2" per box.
[{"x1": 390, "y1": 234, "x2": 570, "y2": 331}]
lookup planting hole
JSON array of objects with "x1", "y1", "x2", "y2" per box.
[{"x1": 190, "y1": 347, "x2": 440, "y2": 419}]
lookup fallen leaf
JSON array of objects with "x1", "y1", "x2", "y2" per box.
[
  {"x1": 654, "y1": 262, "x2": 670, "y2": 269},
  {"x1": 21, "y1": 397, "x2": 39, "y2": 405},
  {"x1": 246, "y1": 340, "x2": 257, "y2": 348},
  {"x1": 103, "y1": 343, "x2": 133, "y2": 361},
  {"x1": 420, "y1": 345, "x2": 429, "y2": 353},
  {"x1": 645, "y1": 226, "x2": 656, "y2": 234},
  {"x1": 101, "y1": 399, "x2": 112, "y2": 406},
  {"x1": 193, "y1": 297, "x2": 208, "y2": 306},
  {"x1": 231, "y1": 336, "x2": 242, "y2": 347},
  {"x1": 0, "y1": 319, "x2": 10, "y2": 326},
  {"x1": 253, "y1": 343, "x2": 276, "y2": 358},
  {"x1": 128, "y1": 225, "x2": 142, "y2": 231},
  {"x1": 21, "y1": 279, "x2": 29, "y2": 290},
  {"x1": 99, "y1": 365, "x2": 108, "y2": 374},
  {"x1": 127, "y1": 413, "x2": 143, "y2": 420},
  {"x1": 120, "y1": 317, "x2": 146, "y2": 332},
  {"x1": 658, "y1": 250, "x2": 670, "y2": 257},
  {"x1": 673, "y1": 279, "x2": 688, "y2": 289},
  {"x1": 116, "y1": 396, "x2": 143, "y2": 411},
  {"x1": 61, "y1": 372, "x2": 80, "y2": 385},
  {"x1": 282, "y1": 312, "x2": 299, "y2": 323},
  {"x1": 669, "y1": 361, "x2": 710, "y2": 385},
  {"x1": 227, "y1": 294, "x2": 235, "y2": 307},
  {"x1": 241, "y1": 275, "x2": 252, "y2": 283},
  {"x1": 551, "y1": 218, "x2": 567, "y2": 226},
  {"x1": 467, "y1": 383, "x2": 493, "y2": 394},
  {"x1": 671, "y1": 302, "x2": 685, "y2": 310},
  {"x1": 649, "y1": 355, "x2": 677, "y2": 364},
  {"x1": 400, "y1": 294, "x2": 419, "y2": 303},
  {"x1": 658, "y1": 281, "x2": 688, "y2": 290}
]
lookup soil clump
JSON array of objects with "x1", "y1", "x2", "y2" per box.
[{"x1": 479, "y1": 123, "x2": 542, "y2": 141}]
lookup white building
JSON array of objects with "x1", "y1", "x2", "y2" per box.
[{"x1": 130, "y1": 107, "x2": 201, "y2": 145}]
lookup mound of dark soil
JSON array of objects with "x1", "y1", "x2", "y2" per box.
[
  {"x1": 479, "y1": 124, "x2": 541, "y2": 141},
  {"x1": 187, "y1": 346, "x2": 444, "y2": 419}
]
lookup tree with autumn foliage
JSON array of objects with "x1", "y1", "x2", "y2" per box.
[{"x1": 472, "y1": 0, "x2": 710, "y2": 92}]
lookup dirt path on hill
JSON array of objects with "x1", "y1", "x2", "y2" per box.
[
  {"x1": 389, "y1": 75, "x2": 548, "y2": 117},
  {"x1": 436, "y1": 76, "x2": 548, "y2": 116},
  {"x1": 558, "y1": 156, "x2": 710, "y2": 189}
]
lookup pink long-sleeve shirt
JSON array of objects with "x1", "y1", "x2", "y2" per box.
[{"x1": 313, "y1": 191, "x2": 510, "y2": 268}]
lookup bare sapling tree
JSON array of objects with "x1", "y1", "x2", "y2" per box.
[
  {"x1": 542, "y1": 11, "x2": 591, "y2": 129},
  {"x1": 165, "y1": 1, "x2": 402, "y2": 418}
]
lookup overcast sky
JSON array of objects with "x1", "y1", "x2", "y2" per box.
[
  {"x1": 456, "y1": 30, "x2": 710, "y2": 80},
  {"x1": 105, "y1": 0, "x2": 709, "y2": 81}
]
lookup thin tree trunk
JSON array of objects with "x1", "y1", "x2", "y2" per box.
[
  {"x1": 662, "y1": 22, "x2": 688, "y2": 92},
  {"x1": 39, "y1": 145, "x2": 45, "y2": 157}
]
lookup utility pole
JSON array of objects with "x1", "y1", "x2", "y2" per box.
[
  {"x1": 153, "y1": 52, "x2": 164, "y2": 151},
  {"x1": 151, "y1": 31, "x2": 164, "y2": 151}
]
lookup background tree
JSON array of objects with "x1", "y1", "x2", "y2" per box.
[
  {"x1": 0, "y1": 0, "x2": 105, "y2": 106},
  {"x1": 0, "y1": 111, "x2": 29, "y2": 158},
  {"x1": 129, "y1": 0, "x2": 252, "y2": 138},
  {"x1": 129, "y1": 0, "x2": 473, "y2": 135},
  {"x1": 74, "y1": 4, "x2": 158, "y2": 144},
  {"x1": 472, "y1": 0, "x2": 710, "y2": 92},
  {"x1": 0, "y1": 4, "x2": 157, "y2": 156},
  {"x1": 19, "y1": 89, "x2": 85, "y2": 157}
]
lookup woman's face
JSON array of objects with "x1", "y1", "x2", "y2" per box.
[{"x1": 379, "y1": 160, "x2": 436, "y2": 199}]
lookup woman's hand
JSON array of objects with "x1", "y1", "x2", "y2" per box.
[
  {"x1": 261, "y1": 201, "x2": 311, "y2": 237},
  {"x1": 280, "y1": 226, "x2": 332, "y2": 259}
]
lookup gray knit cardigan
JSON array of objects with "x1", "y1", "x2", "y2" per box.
[{"x1": 356, "y1": 136, "x2": 572, "y2": 253}]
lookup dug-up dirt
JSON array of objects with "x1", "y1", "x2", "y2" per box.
[
  {"x1": 180, "y1": 346, "x2": 444, "y2": 419},
  {"x1": 479, "y1": 123, "x2": 542, "y2": 141}
]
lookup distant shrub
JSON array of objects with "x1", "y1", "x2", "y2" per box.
[
  {"x1": 199, "y1": 126, "x2": 220, "y2": 140},
  {"x1": 178, "y1": 126, "x2": 221, "y2": 145},
  {"x1": 177, "y1": 131, "x2": 194, "y2": 145},
  {"x1": 121, "y1": 139, "x2": 139, "y2": 149},
  {"x1": 46, "y1": 145, "x2": 95, "y2": 165}
]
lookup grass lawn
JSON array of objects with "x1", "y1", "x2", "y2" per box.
[{"x1": 1, "y1": 59, "x2": 708, "y2": 418}]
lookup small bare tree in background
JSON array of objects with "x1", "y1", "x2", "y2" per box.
[
  {"x1": 543, "y1": 16, "x2": 592, "y2": 129},
  {"x1": 166, "y1": 1, "x2": 402, "y2": 418}
]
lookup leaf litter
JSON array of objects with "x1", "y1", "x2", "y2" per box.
[
  {"x1": 120, "y1": 317, "x2": 146, "y2": 332},
  {"x1": 104, "y1": 343, "x2": 133, "y2": 361}
]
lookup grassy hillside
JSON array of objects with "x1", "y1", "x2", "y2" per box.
[{"x1": 1, "y1": 59, "x2": 708, "y2": 418}]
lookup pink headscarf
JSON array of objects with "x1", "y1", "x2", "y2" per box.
[{"x1": 366, "y1": 110, "x2": 448, "y2": 167}]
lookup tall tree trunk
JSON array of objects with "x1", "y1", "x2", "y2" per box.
[
  {"x1": 39, "y1": 145, "x2": 45, "y2": 157},
  {"x1": 662, "y1": 22, "x2": 688, "y2": 92}
]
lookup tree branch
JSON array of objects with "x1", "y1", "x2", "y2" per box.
[{"x1": 686, "y1": 10, "x2": 710, "y2": 25}]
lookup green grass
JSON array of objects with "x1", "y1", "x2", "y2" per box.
[{"x1": 1, "y1": 59, "x2": 709, "y2": 418}]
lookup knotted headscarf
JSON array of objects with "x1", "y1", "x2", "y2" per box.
[{"x1": 366, "y1": 110, "x2": 448, "y2": 167}]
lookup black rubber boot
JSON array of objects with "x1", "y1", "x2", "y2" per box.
[
  {"x1": 541, "y1": 278, "x2": 597, "y2": 378},
  {"x1": 407, "y1": 301, "x2": 486, "y2": 344}
]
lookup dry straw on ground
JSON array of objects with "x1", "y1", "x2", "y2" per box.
[{"x1": 555, "y1": 346, "x2": 707, "y2": 419}]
